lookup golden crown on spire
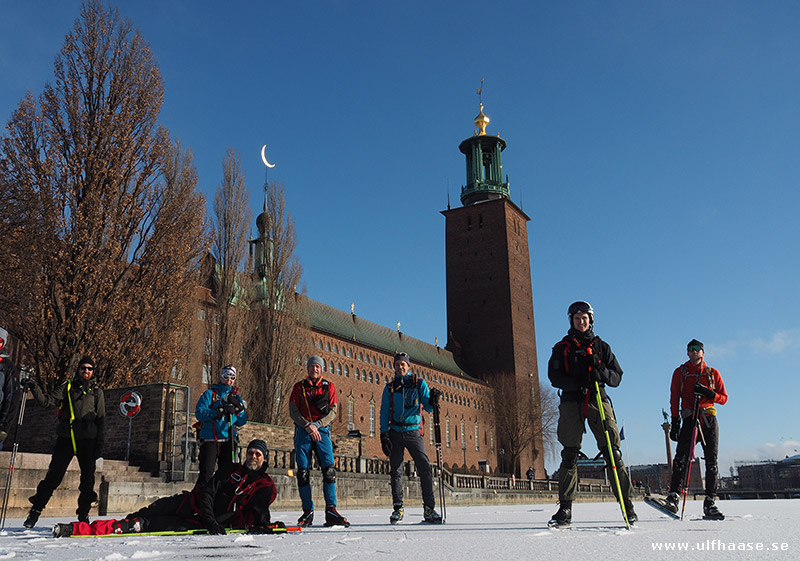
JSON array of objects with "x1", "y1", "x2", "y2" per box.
[{"x1": 474, "y1": 103, "x2": 490, "y2": 136}]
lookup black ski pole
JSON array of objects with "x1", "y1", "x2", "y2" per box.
[
  {"x1": 0, "y1": 384, "x2": 29, "y2": 530},
  {"x1": 680, "y1": 394, "x2": 701, "y2": 520},
  {"x1": 432, "y1": 397, "x2": 446, "y2": 523}
]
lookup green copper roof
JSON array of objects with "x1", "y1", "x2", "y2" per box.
[{"x1": 306, "y1": 298, "x2": 480, "y2": 382}]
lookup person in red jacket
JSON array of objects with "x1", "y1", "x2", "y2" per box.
[{"x1": 663, "y1": 339, "x2": 728, "y2": 519}]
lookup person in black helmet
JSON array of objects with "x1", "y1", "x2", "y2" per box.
[{"x1": 546, "y1": 301, "x2": 636, "y2": 527}]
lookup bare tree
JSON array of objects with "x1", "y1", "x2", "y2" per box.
[
  {"x1": 0, "y1": 1, "x2": 209, "y2": 390},
  {"x1": 241, "y1": 181, "x2": 307, "y2": 425},
  {"x1": 208, "y1": 148, "x2": 253, "y2": 376},
  {"x1": 492, "y1": 373, "x2": 536, "y2": 476},
  {"x1": 532, "y1": 384, "x2": 560, "y2": 465}
]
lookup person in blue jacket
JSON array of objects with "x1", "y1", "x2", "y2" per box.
[
  {"x1": 194, "y1": 365, "x2": 247, "y2": 488},
  {"x1": 379, "y1": 352, "x2": 442, "y2": 524}
]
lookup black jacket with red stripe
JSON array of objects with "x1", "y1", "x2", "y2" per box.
[{"x1": 548, "y1": 328, "x2": 623, "y2": 394}]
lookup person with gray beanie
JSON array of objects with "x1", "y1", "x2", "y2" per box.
[{"x1": 288, "y1": 356, "x2": 349, "y2": 527}]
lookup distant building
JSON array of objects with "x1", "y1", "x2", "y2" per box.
[
  {"x1": 629, "y1": 461, "x2": 702, "y2": 493},
  {"x1": 186, "y1": 104, "x2": 545, "y2": 476}
]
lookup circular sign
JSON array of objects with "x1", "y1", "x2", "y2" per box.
[{"x1": 119, "y1": 391, "x2": 142, "y2": 417}]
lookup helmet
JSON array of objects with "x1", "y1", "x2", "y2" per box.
[{"x1": 568, "y1": 301, "x2": 594, "y2": 325}]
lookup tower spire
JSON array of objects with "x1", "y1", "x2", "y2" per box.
[{"x1": 458, "y1": 84, "x2": 509, "y2": 206}]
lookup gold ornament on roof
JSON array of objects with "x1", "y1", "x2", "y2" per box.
[{"x1": 474, "y1": 103, "x2": 490, "y2": 136}]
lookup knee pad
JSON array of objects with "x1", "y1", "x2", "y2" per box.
[
  {"x1": 706, "y1": 463, "x2": 718, "y2": 477},
  {"x1": 603, "y1": 447, "x2": 623, "y2": 468},
  {"x1": 297, "y1": 468, "x2": 310, "y2": 488},
  {"x1": 561, "y1": 447, "x2": 579, "y2": 469},
  {"x1": 322, "y1": 465, "x2": 336, "y2": 484}
]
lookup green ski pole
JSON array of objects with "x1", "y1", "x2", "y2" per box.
[{"x1": 593, "y1": 379, "x2": 630, "y2": 529}]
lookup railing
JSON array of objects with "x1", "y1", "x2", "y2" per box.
[{"x1": 185, "y1": 445, "x2": 612, "y2": 495}]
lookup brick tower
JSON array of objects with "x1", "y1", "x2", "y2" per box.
[{"x1": 442, "y1": 103, "x2": 544, "y2": 478}]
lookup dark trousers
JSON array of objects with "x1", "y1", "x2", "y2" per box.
[
  {"x1": 388, "y1": 429, "x2": 435, "y2": 508},
  {"x1": 669, "y1": 410, "x2": 719, "y2": 498},
  {"x1": 127, "y1": 492, "x2": 198, "y2": 532},
  {"x1": 29, "y1": 436, "x2": 97, "y2": 516},
  {"x1": 196, "y1": 440, "x2": 234, "y2": 488},
  {"x1": 555, "y1": 397, "x2": 633, "y2": 504}
]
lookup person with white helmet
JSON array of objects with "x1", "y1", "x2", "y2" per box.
[
  {"x1": 194, "y1": 365, "x2": 247, "y2": 488},
  {"x1": 547, "y1": 301, "x2": 636, "y2": 527}
]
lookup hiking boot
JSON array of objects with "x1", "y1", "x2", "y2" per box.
[
  {"x1": 324, "y1": 506, "x2": 350, "y2": 527},
  {"x1": 703, "y1": 497, "x2": 725, "y2": 520},
  {"x1": 297, "y1": 509, "x2": 314, "y2": 527},
  {"x1": 389, "y1": 504, "x2": 404, "y2": 524},
  {"x1": 24, "y1": 508, "x2": 42, "y2": 529},
  {"x1": 664, "y1": 492, "x2": 680, "y2": 514},
  {"x1": 548, "y1": 501, "x2": 572, "y2": 527},
  {"x1": 52, "y1": 523, "x2": 73, "y2": 538},
  {"x1": 625, "y1": 503, "x2": 638, "y2": 524},
  {"x1": 77, "y1": 513, "x2": 90, "y2": 524},
  {"x1": 423, "y1": 505, "x2": 442, "y2": 524}
]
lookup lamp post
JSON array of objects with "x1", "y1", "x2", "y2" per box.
[{"x1": 462, "y1": 437, "x2": 467, "y2": 468}]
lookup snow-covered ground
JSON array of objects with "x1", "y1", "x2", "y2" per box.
[{"x1": 0, "y1": 499, "x2": 796, "y2": 561}]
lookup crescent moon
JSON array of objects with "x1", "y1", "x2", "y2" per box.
[{"x1": 261, "y1": 145, "x2": 276, "y2": 168}]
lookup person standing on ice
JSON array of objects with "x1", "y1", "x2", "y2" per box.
[
  {"x1": 547, "y1": 301, "x2": 636, "y2": 527},
  {"x1": 663, "y1": 339, "x2": 727, "y2": 520},
  {"x1": 379, "y1": 351, "x2": 442, "y2": 524},
  {"x1": 24, "y1": 356, "x2": 105, "y2": 528},
  {"x1": 194, "y1": 365, "x2": 247, "y2": 489},
  {"x1": 289, "y1": 356, "x2": 349, "y2": 527}
]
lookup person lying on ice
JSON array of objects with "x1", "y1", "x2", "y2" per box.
[{"x1": 53, "y1": 439, "x2": 276, "y2": 537}]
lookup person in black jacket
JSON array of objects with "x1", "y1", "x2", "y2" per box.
[
  {"x1": 547, "y1": 302, "x2": 636, "y2": 527},
  {"x1": 53, "y1": 439, "x2": 277, "y2": 537},
  {"x1": 0, "y1": 328, "x2": 16, "y2": 450},
  {"x1": 24, "y1": 356, "x2": 105, "y2": 528}
]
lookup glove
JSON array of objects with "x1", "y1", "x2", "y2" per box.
[
  {"x1": 205, "y1": 519, "x2": 226, "y2": 535},
  {"x1": 227, "y1": 393, "x2": 245, "y2": 414},
  {"x1": 670, "y1": 417, "x2": 681, "y2": 442},
  {"x1": 380, "y1": 432, "x2": 392, "y2": 457},
  {"x1": 694, "y1": 383, "x2": 716, "y2": 400},
  {"x1": 590, "y1": 354, "x2": 606, "y2": 382},
  {"x1": 219, "y1": 403, "x2": 238, "y2": 416},
  {"x1": 21, "y1": 378, "x2": 37, "y2": 391},
  {"x1": 429, "y1": 388, "x2": 442, "y2": 406},
  {"x1": 0, "y1": 431, "x2": 6, "y2": 443}
]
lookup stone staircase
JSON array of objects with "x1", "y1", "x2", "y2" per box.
[{"x1": 0, "y1": 451, "x2": 194, "y2": 519}]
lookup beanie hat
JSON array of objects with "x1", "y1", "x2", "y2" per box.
[
  {"x1": 394, "y1": 352, "x2": 411, "y2": 366},
  {"x1": 687, "y1": 339, "x2": 704, "y2": 351},
  {"x1": 307, "y1": 356, "x2": 325, "y2": 369},
  {"x1": 78, "y1": 356, "x2": 95, "y2": 369},
  {"x1": 220, "y1": 365, "x2": 237, "y2": 381},
  {"x1": 246, "y1": 439, "x2": 268, "y2": 456}
]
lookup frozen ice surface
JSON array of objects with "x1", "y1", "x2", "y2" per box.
[{"x1": 0, "y1": 499, "x2": 795, "y2": 560}]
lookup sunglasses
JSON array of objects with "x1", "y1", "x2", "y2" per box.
[
  {"x1": 688, "y1": 345, "x2": 703, "y2": 352},
  {"x1": 80, "y1": 366, "x2": 94, "y2": 371},
  {"x1": 221, "y1": 374, "x2": 236, "y2": 380}
]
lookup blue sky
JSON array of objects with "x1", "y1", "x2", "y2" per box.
[{"x1": 2, "y1": 1, "x2": 799, "y2": 477}]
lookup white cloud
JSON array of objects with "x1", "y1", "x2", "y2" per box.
[
  {"x1": 756, "y1": 440, "x2": 800, "y2": 461},
  {"x1": 708, "y1": 329, "x2": 800, "y2": 359},
  {"x1": 750, "y1": 330, "x2": 800, "y2": 354}
]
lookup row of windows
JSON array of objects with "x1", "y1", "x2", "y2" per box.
[
  {"x1": 429, "y1": 416, "x2": 494, "y2": 452},
  {"x1": 310, "y1": 338, "x2": 491, "y2": 407}
]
